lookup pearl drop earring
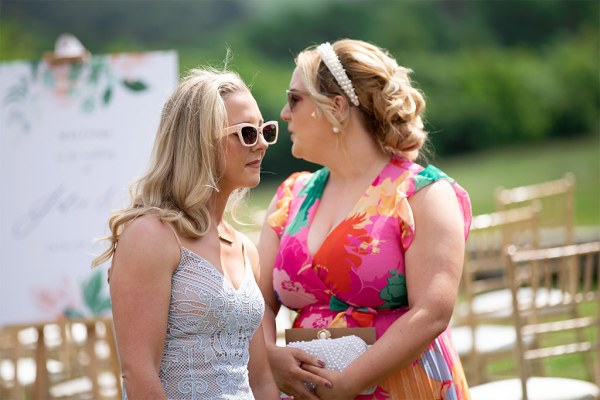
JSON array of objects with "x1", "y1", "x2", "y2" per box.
[
  {"x1": 311, "y1": 111, "x2": 317, "y2": 119},
  {"x1": 332, "y1": 127, "x2": 340, "y2": 133}
]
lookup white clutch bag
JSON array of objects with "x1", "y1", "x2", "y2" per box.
[
  {"x1": 285, "y1": 328, "x2": 377, "y2": 395},
  {"x1": 288, "y1": 334, "x2": 368, "y2": 372}
]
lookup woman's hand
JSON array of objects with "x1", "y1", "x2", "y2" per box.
[
  {"x1": 267, "y1": 345, "x2": 332, "y2": 400},
  {"x1": 302, "y1": 365, "x2": 361, "y2": 400}
]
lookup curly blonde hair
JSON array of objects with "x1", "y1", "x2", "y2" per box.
[
  {"x1": 296, "y1": 39, "x2": 427, "y2": 155},
  {"x1": 92, "y1": 67, "x2": 250, "y2": 267}
]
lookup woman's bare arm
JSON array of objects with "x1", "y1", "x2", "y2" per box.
[{"x1": 109, "y1": 216, "x2": 179, "y2": 400}]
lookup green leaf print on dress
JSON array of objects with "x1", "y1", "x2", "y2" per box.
[
  {"x1": 380, "y1": 269, "x2": 408, "y2": 308},
  {"x1": 286, "y1": 167, "x2": 329, "y2": 236}
]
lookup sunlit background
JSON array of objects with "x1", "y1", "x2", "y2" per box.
[
  {"x1": 2, "y1": 1, "x2": 598, "y2": 222},
  {"x1": 0, "y1": 1, "x2": 599, "y2": 398}
]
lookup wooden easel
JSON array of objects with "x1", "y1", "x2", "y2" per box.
[{"x1": 42, "y1": 33, "x2": 91, "y2": 66}]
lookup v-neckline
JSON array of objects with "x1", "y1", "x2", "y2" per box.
[
  {"x1": 179, "y1": 246, "x2": 249, "y2": 292},
  {"x1": 305, "y1": 156, "x2": 393, "y2": 259}
]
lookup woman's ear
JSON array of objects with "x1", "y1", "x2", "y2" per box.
[{"x1": 332, "y1": 95, "x2": 348, "y2": 118}]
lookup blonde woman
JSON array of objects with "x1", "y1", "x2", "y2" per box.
[
  {"x1": 258, "y1": 39, "x2": 472, "y2": 399},
  {"x1": 93, "y1": 67, "x2": 279, "y2": 399}
]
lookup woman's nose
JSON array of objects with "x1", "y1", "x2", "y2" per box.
[
  {"x1": 254, "y1": 131, "x2": 269, "y2": 150},
  {"x1": 280, "y1": 103, "x2": 291, "y2": 122}
]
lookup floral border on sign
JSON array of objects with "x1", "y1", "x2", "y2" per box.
[
  {"x1": 64, "y1": 269, "x2": 112, "y2": 318},
  {"x1": 2, "y1": 55, "x2": 149, "y2": 135}
]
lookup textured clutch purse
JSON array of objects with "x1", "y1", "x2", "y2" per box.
[
  {"x1": 285, "y1": 328, "x2": 377, "y2": 395},
  {"x1": 285, "y1": 327, "x2": 376, "y2": 344}
]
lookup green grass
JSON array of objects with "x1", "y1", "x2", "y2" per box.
[{"x1": 437, "y1": 135, "x2": 600, "y2": 227}]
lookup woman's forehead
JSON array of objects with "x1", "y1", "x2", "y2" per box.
[
  {"x1": 223, "y1": 90, "x2": 261, "y2": 124},
  {"x1": 289, "y1": 68, "x2": 306, "y2": 90}
]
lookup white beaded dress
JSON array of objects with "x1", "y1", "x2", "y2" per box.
[{"x1": 122, "y1": 242, "x2": 265, "y2": 400}]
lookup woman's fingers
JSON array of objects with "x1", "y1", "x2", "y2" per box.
[
  {"x1": 273, "y1": 347, "x2": 333, "y2": 399},
  {"x1": 289, "y1": 385, "x2": 320, "y2": 400},
  {"x1": 293, "y1": 349, "x2": 326, "y2": 368},
  {"x1": 283, "y1": 379, "x2": 319, "y2": 400},
  {"x1": 299, "y1": 363, "x2": 333, "y2": 390},
  {"x1": 290, "y1": 349, "x2": 332, "y2": 389}
]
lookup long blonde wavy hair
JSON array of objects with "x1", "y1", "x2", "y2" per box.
[
  {"x1": 296, "y1": 39, "x2": 428, "y2": 156},
  {"x1": 92, "y1": 67, "x2": 250, "y2": 267}
]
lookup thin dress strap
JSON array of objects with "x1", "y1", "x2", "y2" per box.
[
  {"x1": 165, "y1": 222, "x2": 183, "y2": 248},
  {"x1": 237, "y1": 231, "x2": 251, "y2": 277}
]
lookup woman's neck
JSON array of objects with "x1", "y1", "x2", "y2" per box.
[
  {"x1": 326, "y1": 129, "x2": 390, "y2": 184},
  {"x1": 209, "y1": 191, "x2": 230, "y2": 225},
  {"x1": 207, "y1": 196, "x2": 237, "y2": 244}
]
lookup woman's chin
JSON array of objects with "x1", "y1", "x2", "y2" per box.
[
  {"x1": 291, "y1": 145, "x2": 302, "y2": 159},
  {"x1": 246, "y1": 175, "x2": 261, "y2": 189}
]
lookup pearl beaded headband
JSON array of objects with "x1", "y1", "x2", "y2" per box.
[{"x1": 316, "y1": 42, "x2": 360, "y2": 107}]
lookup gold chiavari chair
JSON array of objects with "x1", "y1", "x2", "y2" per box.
[
  {"x1": 454, "y1": 203, "x2": 541, "y2": 384},
  {"x1": 495, "y1": 173, "x2": 575, "y2": 247},
  {"x1": 0, "y1": 317, "x2": 121, "y2": 400},
  {"x1": 470, "y1": 241, "x2": 600, "y2": 400}
]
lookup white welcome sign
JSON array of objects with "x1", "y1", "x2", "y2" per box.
[{"x1": 0, "y1": 50, "x2": 178, "y2": 325}]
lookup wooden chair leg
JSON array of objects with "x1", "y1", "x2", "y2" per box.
[
  {"x1": 86, "y1": 322, "x2": 100, "y2": 399},
  {"x1": 33, "y1": 325, "x2": 48, "y2": 399},
  {"x1": 13, "y1": 330, "x2": 24, "y2": 400}
]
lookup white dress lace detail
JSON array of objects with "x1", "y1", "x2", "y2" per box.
[{"x1": 123, "y1": 246, "x2": 265, "y2": 400}]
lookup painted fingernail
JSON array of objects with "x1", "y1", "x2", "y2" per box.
[
  {"x1": 325, "y1": 382, "x2": 333, "y2": 388},
  {"x1": 318, "y1": 360, "x2": 326, "y2": 367}
]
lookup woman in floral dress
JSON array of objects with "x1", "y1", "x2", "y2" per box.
[{"x1": 258, "y1": 39, "x2": 472, "y2": 400}]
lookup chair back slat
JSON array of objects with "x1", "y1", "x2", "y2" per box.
[
  {"x1": 495, "y1": 173, "x2": 575, "y2": 247},
  {"x1": 463, "y1": 203, "x2": 541, "y2": 315},
  {"x1": 507, "y1": 241, "x2": 600, "y2": 400}
]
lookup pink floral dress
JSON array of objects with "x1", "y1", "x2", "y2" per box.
[{"x1": 267, "y1": 155, "x2": 472, "y2": 400}]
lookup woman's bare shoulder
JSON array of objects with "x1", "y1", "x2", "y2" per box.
[
  {"x1": 120, "y1": 214, "x2": 172, "y2": 241},
  {"x1": 115, "y1": 214, "x2": 180, "y2": 269}
]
